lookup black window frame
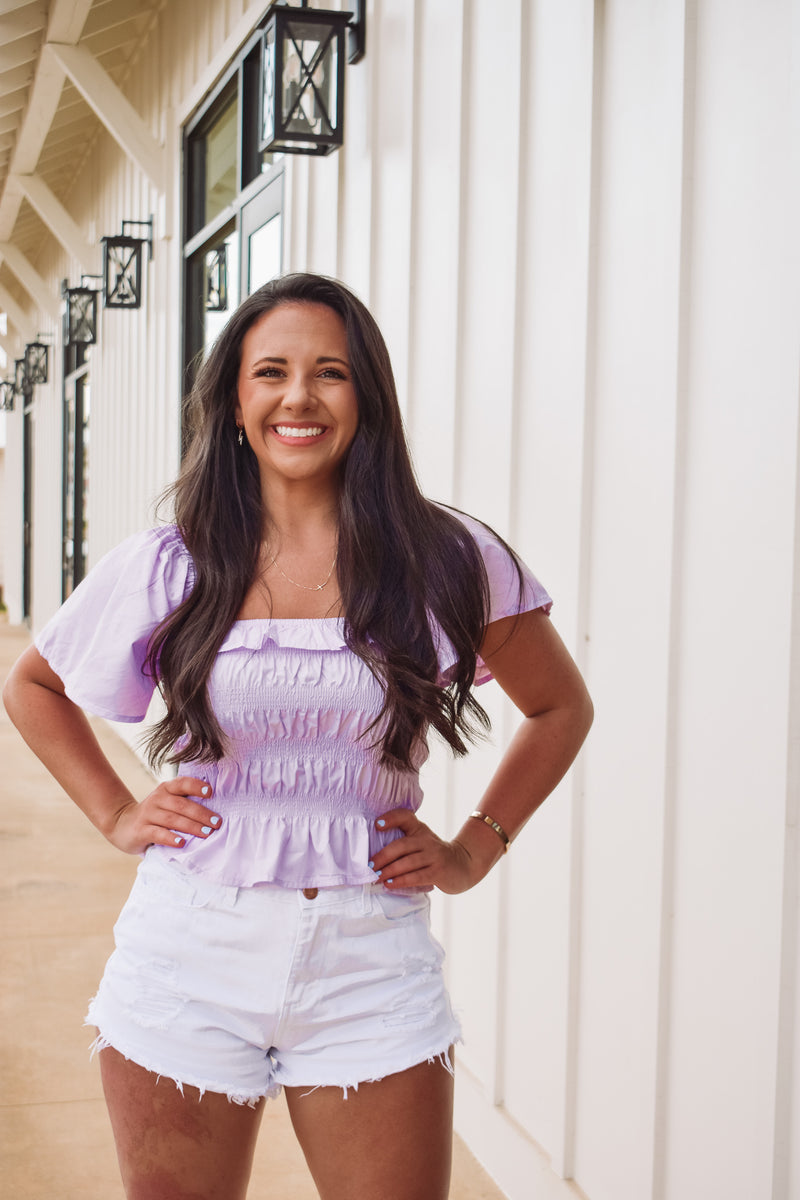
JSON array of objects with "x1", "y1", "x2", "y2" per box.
[{"x1": 182, "y1": 18, "x2": 285, "y2": 395}]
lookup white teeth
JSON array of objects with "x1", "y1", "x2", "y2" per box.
[{"x1": 274, "y1": 425, "x2": 324, "y2": 438}]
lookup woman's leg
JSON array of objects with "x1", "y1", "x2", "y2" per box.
[
  {"x1": 99, "y1": 1047, "x2": 265, "y2": 1200},
  {"x1": 284, "y1": 1052, "x2": 455, "y2": 1200}
]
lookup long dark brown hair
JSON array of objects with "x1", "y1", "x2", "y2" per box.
[{"x1": 145, "y1": 273, "x2": 520, "y2": 771}]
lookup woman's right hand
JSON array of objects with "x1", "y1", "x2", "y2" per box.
[{"x1": 106, "y1": 777, "x2": 222, "y2": 855}]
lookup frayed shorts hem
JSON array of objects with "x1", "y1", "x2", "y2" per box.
[
  {"x1": 86, "y1": 1023, "x2": 279, "y2": 1107},
  {"x1": 277, "y1": 1036, "x2": 461, "y2": 1099},
  {"x1": 86, "y1": 1021, "x2": 460, "y2": 1105}
]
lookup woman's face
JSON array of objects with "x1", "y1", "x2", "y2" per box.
[{"x1": 235, "y1": 302, "x2": 359, "y2": 497}]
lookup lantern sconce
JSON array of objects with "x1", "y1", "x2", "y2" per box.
[
  {"x1": 260, "y1": 0, "x2": 366, "y2": 158},
  {"x1": 24, "y1": 337, "x2": 51, "y2": 386},
  {"x1": 205, "y1": 245, "x2": 228, "y2": 312},
  {"x1": 0, "y1": 377, "x2": 15, "y2": 412},
  {"x1": 62, "y1": 276, "x2": 103, "y2": 345},
  {"x1": 101, "y1": 216, "x2": 154, "y2": 310},
  {"x1": 13, "y1": 357, "x2": 31, "y2": 403}
]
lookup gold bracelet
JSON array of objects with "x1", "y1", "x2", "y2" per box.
[{"x1": 470, "y1": 810, "x2": 510, "y2": 851}]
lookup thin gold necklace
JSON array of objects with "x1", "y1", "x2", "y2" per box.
[{"x1": 267, "y1": 550, "x2": 337, "y2": 592}]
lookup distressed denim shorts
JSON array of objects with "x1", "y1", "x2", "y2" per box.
[{"x1": 86, "y1": 851, "x2": 461, "y2": 1105}]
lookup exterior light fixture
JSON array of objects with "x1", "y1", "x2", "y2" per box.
[
  {"x1": 0, "y1": 378, "x2": 15, "y2": 412},
  {"x1": 63, "y1": 276, "x2": 103, "y2": 345},
  {"x1": 205, "y1": 245, "x2": 228, "y2": 312},
  {"x1": 101, "y1": 217, "x2": 154, "y2": 309},
  {"x1": 260, "y1": 1, "x2": 365, "y2": 157},
  {"x1": 14, "y1": 357, "x2": 30, "y2": 402},
  {"x1": 24, "y1": 339, "x2": 50, "y2": 385}
]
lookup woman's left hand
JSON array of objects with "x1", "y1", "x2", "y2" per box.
[{"x1": 369, "y1": 809, "x2": 500, "y2": 894}]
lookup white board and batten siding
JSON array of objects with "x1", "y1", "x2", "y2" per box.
[{"x1": 2, "y1": 2, "x2": 799, "y2": 1199}]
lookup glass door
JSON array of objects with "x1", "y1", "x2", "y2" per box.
[
  {"x1": 240, "y1": 175, "x2": 283, "y2": 297},
  {"x1": 22, "y1": 404, "x2": 33, "y2": 621},
  {"x1": 62, "y1": 363, "x2": 90, "y2": 599}
]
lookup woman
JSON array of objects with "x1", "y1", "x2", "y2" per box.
[{"x1": 3, "y1": 273, "x2": 592, "y2": 1200}]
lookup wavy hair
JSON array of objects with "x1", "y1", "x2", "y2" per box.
[{"x1": 145, "y1": 273, "x2": 520, "y2": 771}]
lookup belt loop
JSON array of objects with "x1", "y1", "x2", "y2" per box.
[{"x1": 361, "y1": 881, "x2": 374, "y2": 916}]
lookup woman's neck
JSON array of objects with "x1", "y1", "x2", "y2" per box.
[{"x1": 259, "y1": 480, "x2": 340, "y2": 545}]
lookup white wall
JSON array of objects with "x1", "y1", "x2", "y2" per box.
[{"x1": 1, "y1": 2, "x2": 798, "y2": 1198}]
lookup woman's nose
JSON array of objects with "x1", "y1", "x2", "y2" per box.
[{"x1": 282, "y1": 375, "x2": 316, "y2": 411}]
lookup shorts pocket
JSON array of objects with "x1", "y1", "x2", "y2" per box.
[
  {"x1": 371, "y1": 889, "x2": 430, "y2": 923},
  {"x1": 138, "y1": 852, "x2": 232, "y2": 910}
]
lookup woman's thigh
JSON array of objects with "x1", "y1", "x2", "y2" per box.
[
  {"x1": 284, "y1": 1052, "x2": 455, "y2": 1200},
  {"x1": 99, "y1": 1047, "x2": 264, "y2": 1200}
]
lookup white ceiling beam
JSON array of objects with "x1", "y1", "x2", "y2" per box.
[
  {"x1": 12, "y1": 172, "x2": 95, "y2": 272},
  {"x1": 46, "y1": 41, "x2": 166, "y2": 192},
  {"x1": 11, "y1": 45, "x2": 68, "y2": 175},
  {"x1": 0, "y1": 329, "x2": 17, "y2": 362},
  {"x1": 0, "y1": 0, "x2": 92, "y2": 240},
  {"x1": 0, "y1": 240, "x2": 60, "y2": 320},
  {"x1": 47, "y1": 0, "x2": 95, "y2": 44},
  {"x1": 0, "y1": 280, "x2": 33, "y2": 339}
]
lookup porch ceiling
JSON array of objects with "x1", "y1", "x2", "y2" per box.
[{"x1": 0, "y1": 0, "x2": 162, "y2": 327}]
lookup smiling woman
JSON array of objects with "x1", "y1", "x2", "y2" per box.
[
  {"x1": 235, "y1": 303, "x2": 359, "y2": 513},
  {"x1": 2, "y1": 272, "x2": 592, "y2": 1200}
]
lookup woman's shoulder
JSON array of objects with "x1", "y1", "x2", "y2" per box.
[
  {"x1": 432, "y1": 503, "x2": 500, "y2": 546},
  {"x1": 96, "y1": 523, "x2": 194, "y2": 582},
  {"x1": 429, "y1": 501, "x2": 517, "y2": 567},
  {"x1": 50, "y1": 523, "x2": 196, "y2": 623},
  {"x1": 110, "y1": 522, "x2": 189, "y2": 558},
  {"x1": 429, "y1": 501, "x2": 552, "y2": 623}
]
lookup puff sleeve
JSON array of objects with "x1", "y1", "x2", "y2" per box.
[
  {"x1": 34, "y1": 526, "x2": 194, "y2": 722},
  {"x1": 435, "y1": 510, "x2": 553, "y2": 686}
]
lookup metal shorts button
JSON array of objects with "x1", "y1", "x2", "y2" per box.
[{"x1": 302, "y1": 888, "x2": 319, "y2": 900}]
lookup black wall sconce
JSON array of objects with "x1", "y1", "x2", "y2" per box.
[
  {"x1": 261, "y1": 1, "x2": 365, "y2": 157},
  {"x1": 0, "y1": 378, "x2": 15, "y2": 412},
  {"x1": 63, "y1": 276, "x2": 103, "y2": 345},
  {"x1": 102, "y1": 217, "x2": 154, "y2": 309},
  {"x1": 24, "y1": 338, "x2": 50, "y2": 385},
  {"x1": 205, "y1": 245, "x2": 228, "y2": 312},
  {"x1": 13, "y1": 357, "x2": 31, "y2": 403}
]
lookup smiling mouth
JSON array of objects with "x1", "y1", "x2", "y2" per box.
[{"x1": 273, "y1": 425, "x2": 326, "y2": 439}]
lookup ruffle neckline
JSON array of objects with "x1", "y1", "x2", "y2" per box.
[
  {"x1": 216, "y1": 616, "x2": 466, "y2": 688},
  {"x1": 218, "y1": 617, "x2": 350, "y2": 655}
]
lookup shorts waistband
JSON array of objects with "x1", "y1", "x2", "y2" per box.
[{"x1": 139, "y1": 849, "x2": 383, "y2": 909}]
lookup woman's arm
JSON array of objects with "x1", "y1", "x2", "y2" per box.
[
  {"x1": 3, "y1": 644, "x2": 222, "y2": 854},
  {"x1": 369, "y1": 607, "x2": 593, "y2": 893}
]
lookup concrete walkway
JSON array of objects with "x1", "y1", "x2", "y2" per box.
[{"x1": 0, "y1": 619, "x2": 505, "y2": 1199}]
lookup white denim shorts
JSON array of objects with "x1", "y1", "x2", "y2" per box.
[{"x1": 86, "y1": 851, "x2": 461, "y2": 1105}]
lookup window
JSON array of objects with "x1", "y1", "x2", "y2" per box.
[
  {"x1": 183, "y1": 23, "x2": 285, "y2": 388},
  {"x1": 62, "y1": 344, "x2": 90, "y2": 598}
]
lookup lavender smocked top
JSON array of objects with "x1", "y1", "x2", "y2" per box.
[{"x1": 35, "y1": 514, "x2": 551, "y2": 889}]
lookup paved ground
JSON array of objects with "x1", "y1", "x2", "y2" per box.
[{"x1": 0, "y1": 617, "x2": 506, "y2": 1199}]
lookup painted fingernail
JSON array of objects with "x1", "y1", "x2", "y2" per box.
[
  {"x1": 375, "y1": 870, "x2": 382, "y2": 878},
  {"x1": 174, "y1": 836, "x2": 184, "y2": 846},
  {"x1": 201, "y1": 825, "x2": 212, "y2": 835},
  {"x1": 201, "y1": 786, "x2": 210, "y2": 797},
  {"x1": 376, "y1": 819, "x2": 386, "y2": 828},
  {"x1": 368, "y1": 860, "x2": 375, "y2": 869},
  {"x1": 385, "y1": 879, "x2": 393, "y2": 885},
  {"x1": 210, "y1": 815, "x2": 220, "y2": 826}
]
